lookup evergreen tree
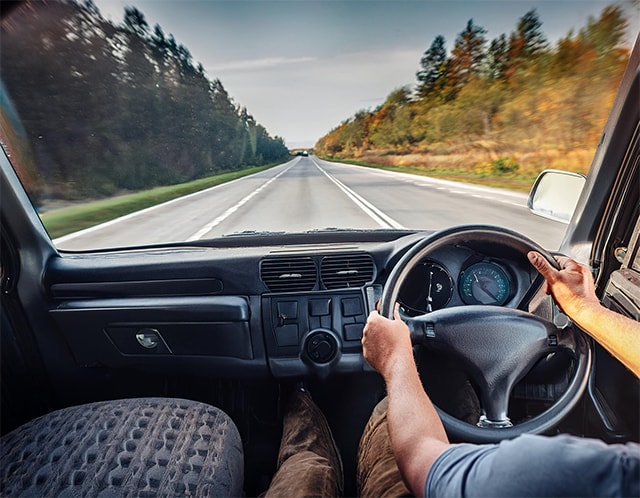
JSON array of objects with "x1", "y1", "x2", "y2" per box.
[
  {"x1": 123, "y1": 7, "x2": 149, "y2": 39},
  {"x1": 483, "y1": 34, "x2": 509, "y2": 80},
  {"x1": 0, "y1": 1, "x2": 289, "y2": 201},
  {"x1": 507, "y1": 8, "x2": 547, "y2": 76},
  {"x1": 416, "y1": 35, "x2": 448, "y2": 98},
  {"x1": 152, "y1": 24, "x2": 167, "y2": 52}
]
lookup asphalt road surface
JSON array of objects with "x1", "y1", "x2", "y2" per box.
[{"x1": 55, "y1": 156, "x2": 568, "y2": 251}]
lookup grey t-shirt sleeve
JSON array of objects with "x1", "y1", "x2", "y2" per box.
[{"x1": 425, "y1": 434, "x2": 640, "y2": 497}]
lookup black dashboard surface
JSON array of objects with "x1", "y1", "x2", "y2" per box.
[{"x1": 45, "y1": 229, "x2": 545, "y2": 379}]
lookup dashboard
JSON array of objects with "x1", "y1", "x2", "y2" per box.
[{"x1": 47, "y1": 230, "x2": 546, "y2": 380}]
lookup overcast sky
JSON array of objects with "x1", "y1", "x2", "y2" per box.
[{"x1": 95, "y1": 1, "x2": 638, "y2": 149}]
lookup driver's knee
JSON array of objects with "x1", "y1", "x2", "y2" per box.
[{"x1": 357, "y1": 398, "x2": 412, "y2": 497}]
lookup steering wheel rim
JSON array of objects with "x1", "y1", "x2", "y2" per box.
[{"x1": 380, "y1": 225, "x2": 592, "y2": 443}]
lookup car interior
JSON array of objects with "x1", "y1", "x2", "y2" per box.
[{"x1": 1, "y1": 3, "x2": 639, "y2": 497}]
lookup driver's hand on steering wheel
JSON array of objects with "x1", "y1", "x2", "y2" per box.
[
  {"x1": 362, "y1": 306, "x2": 413, "y2": 379},
  {"x1": 527, "y1": 251, "x2": 600, "y2": 319}
]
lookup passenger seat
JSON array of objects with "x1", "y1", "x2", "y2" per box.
[{"x1": 0, "y1": 397, "x2": 244, "y2": 496}]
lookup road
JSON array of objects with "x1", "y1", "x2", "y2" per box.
[{"x1": 55, "y1": 156, "x2": 568, "y2": 251}]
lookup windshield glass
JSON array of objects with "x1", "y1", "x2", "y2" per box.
[{"x1": 1, "y1": 0, "x2": 636, "y2": 251}]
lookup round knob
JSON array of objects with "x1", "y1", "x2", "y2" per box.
[{"x1": 305, "y1": 330, "x2": 337, "y2": 364}]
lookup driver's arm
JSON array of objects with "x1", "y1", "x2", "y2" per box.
[
  {"x1": 528, "y1": 251, "x2": 640, "y2": 377},
  {"x1": 362, "y1": 307, "x2": 450, "y2": 496}
]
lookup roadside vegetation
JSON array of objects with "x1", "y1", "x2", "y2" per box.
[
  {"x1": 40, "y1": 165, "x2": 275, "y2": 239},
  {"x1": 1, "y1": 1, "x2": 289, "y2": 206},
  {"x1": 315, "y1": 5, "x2": 631, "y2": 186}
]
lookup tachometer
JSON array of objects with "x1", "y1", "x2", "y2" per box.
[
  {"x1": 398, "y1": 261, "x2": 453, "y2": 315},
  {"x1": 459, "y1": 261, "x2": 512, "y2": 306}
]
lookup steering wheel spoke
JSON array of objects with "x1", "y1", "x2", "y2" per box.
[{"x1": 407, "y1": 305, "x2": 567, "y2": 425}]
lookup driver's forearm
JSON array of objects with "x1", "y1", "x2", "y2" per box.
[
  {"x1": 572, "y1": 303, "x2": 640, "y2": 377},
  {"x1": 384, "y1": 358, "x2": 450, "y2": 496}
]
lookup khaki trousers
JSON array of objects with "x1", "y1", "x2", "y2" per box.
[{"x1": 263, "y1": 392, "x2": 410, "y2": 498}]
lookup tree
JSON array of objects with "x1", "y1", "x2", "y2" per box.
[
  {"x1": 416, "y1": 35, "x2": 448, "y2": 98},
  {"x1": 152, "y1": 24, "x2": 167, "y2": 52},
  {"x1": 507, "y1": 9, "x2": 547, "y2": 72},
  {"x1": 551, "y1": 5, "x2": 628, "y2": 76},
  {"x1": 383, "y1": 86, "x2": 412, "y2": 109},
  {"x1": 580, "y1": 5, "x2": 628, "y2": 62},
  {"x1": 448, "y1": 19, "x2": 487, "y2": 94},
  {"x1": 174, "y1": 43, "x2": 194, "y2": 75},
  {"x1": 0, "y1": 1, "x2": 289, "y2": 201},
  {"x1": 123, "y1": 7, "x2": 149, "y2": 39},
  {"x1": 316, "y1": 4, "x2": 630, "y2": 159},
  {"x1": 369, "y1": 87, "x2": 414, "y2": 148},
  {"x1": 483, "y1": 34, "x2": 509, "y2": 80}
]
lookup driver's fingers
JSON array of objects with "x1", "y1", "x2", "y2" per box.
[
  {"x1": 372, "y1": 301, "x2": 401, "y2": 320},
  {"x1": 393, "y1": 303, "x2": 401, "y2": 320},
  {"x1": 554, "y1": 255, "x2": 584, "y2": 273},
  {"x1": 528, "y1": 251, "x2": 556, "y2": 278}
]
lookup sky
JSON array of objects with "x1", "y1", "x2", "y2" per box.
[{"x1": 95, "y1": 1, "x2": 639, "y2": 149}]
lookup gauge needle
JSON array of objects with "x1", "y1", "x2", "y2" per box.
[
  {"x1": 426, "y1": 271, "x2": 433, "y2": 312},
  {"x1": 474, "y1": 274, "x2": 499, "y2": 301}
]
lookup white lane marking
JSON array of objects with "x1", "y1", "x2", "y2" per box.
[
  {"x1": 320, "y1": 160, "x2": 529, "y2": 208},
  {"x1": 53, "y1": 159, "x2": 299, "y2": 244},
  {"x1": 312, "y1": 159, "x2": 404, "y2": 229},
  {"x1": 472, "y1": 193, "x2": 527, "y2": 209},
  {"x1": 187, "y1": 164, "x2": 295, "y2": 241},
  {"x1": 320, "y1": 158, "x2": 527, "y2": 202},
  {"x1": 500, "y1": 200, "x2": 527, "y2": 208}
]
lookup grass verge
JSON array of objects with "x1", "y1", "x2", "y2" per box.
[
  {"x1": 41, "y1": 165, "x2": 274, "y2": 239},
  {"x1": 322, "y1": 157, "x2": 538, "y2": 193}
]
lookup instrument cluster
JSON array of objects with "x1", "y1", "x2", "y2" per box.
[{"x1": 398, "y1": 256, "x2": 517, "y2": 316}]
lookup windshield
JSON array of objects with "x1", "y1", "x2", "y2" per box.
[{"x1": 1, "y1": 0, "x2": 636, "y2": 251}]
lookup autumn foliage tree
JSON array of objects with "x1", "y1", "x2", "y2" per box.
[
  {"x1": 315, "y1": 4, "x2": 630, "y2": 176},
  {"x1": 447, "y1": 19, "x2": 487, "y2": 96}
]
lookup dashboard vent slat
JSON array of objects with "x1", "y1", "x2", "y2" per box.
[
  {"x1": 320, "y1": 253, "x2": 375, "y2": 289},
  {"x1": 261, "y1": 257, "x2": 317, "y2": 292}
]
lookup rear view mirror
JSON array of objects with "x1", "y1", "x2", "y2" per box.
[{"x1": 528, "y1": 170, "x2": 586, "y2": 224}]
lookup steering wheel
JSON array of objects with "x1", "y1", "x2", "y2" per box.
[{"x1": 379, "y1": 225, "x2": 592, "y2": 443}]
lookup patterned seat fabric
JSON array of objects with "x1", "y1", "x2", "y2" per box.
[{"x1": 0, "y1": 397, "x2": 244, "y2": 497}]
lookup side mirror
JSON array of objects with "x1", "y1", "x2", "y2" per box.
[{"x1": 528, "y1": 170, "x2": 586, "y2": 224}]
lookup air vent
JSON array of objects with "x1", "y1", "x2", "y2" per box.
[
  {"x1": 320, "y1": 253, "x2": 375, "y2": 289},
  {"x1": 260, "y1": 257, "x2": 317, "y2": 292}
]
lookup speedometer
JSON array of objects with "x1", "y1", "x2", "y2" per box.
[
  {"x1": 459, "y1": 261, "x2": 512, "y2": 306},
  {"x1": 398, "y1": 261, "x2": 453, "y2": 315}
]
